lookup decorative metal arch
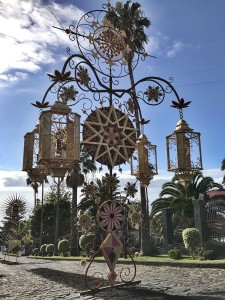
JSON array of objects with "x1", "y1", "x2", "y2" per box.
[{"x1": 30, "y1": 2, "x2": 202, "y2": 294}]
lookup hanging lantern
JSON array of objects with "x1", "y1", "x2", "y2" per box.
[
  {"x1": 166, "y1": 119, "x2": 203, "y2": 186},
  {"x1": 38, "y1": 101, "x2": 80, "y2": 177},
  {"x1": 22, "y1": 124, "x2": 48, "y2": 183},
  {"x1": 131, "y1": 133, "x2": 158, "y2": 187}
]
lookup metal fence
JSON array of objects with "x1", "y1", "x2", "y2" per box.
[{"x1": 206, "y1": 199, "x2": 225, "y2": 243}]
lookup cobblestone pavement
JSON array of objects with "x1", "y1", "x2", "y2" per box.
[{"x1": 1, "y1": 254, "x2": 225, "y2": 300}]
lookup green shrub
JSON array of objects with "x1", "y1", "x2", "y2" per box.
[
  {"x1": 168, "y1": 248, "x2": 182, "y2": 259},
  {"x1": 79, "y1": 233, "x2": 95, "y2": 256},
  {"x1": 46, "y1": 244, "x2": 55, "y2": 256},
  {"x1": 21, "y1": 235, "x2": 33, "y2": 247},
  {"x1": 199, "y1": 249, "x2": 216, "y2": 260},
  {"x1": 58, "y1": 239, "x2": 69, "y2": 256},
  {"x1": 40, "y1": 244, "x2": 47, "y2": 256},
  {"x1": 33, "y1": 248, "x2": 39, "y2": 256},
  {"x1": 182, "y1": 228, "x2": 201, "y2": 259}
]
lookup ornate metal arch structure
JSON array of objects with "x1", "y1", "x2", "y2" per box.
[{"x1": 29, "y1": 2, "x2": 203, "y2": 294}]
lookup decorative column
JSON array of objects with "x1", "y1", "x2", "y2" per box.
[{"x1": 193, "y1": 196, "x2": 208, "y2": 243}]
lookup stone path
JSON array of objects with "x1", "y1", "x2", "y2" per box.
[{"x1": 0, "y1": 254, "x2": 225, "y2": 299}]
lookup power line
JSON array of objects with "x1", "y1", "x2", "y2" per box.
[
  {"x1": 172, "y1": 66, "x2": 225, "y2": 76},
  {"x1": 175, "y1": 79, "x2": 225, "y2": 88}
]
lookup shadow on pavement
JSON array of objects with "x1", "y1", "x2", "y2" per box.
[
  {"x1": 0, "y1": 260, "x2": 19, "y2": 265},
  {"x1": 28, "y1": 267, "x2": 101, "y2": 291},
  {"x1": 118, "y1": 286, "x2": 225, "y2": 300},
  {"x1": 28, "y1": 267, "x2": 225, "y2": 300}
]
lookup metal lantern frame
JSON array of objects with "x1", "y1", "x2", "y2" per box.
[
  {"x1": 23, "y1": 125, "x2": 48, "y2": 183},
  {"x1": 166, "y1": 119, "x2": 203, "y2": 186},
  {"x1": 38, "y1": 101, "x2": 80, "y2": 178},
  {"x1": 131, "y1": 133, "x2": 158, "y2": 187},
  {"x1": 23, "y1": 124, "x2": 48, "y2": 211}
]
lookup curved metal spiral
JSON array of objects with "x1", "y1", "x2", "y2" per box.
[
  {"x1": 84, "y1": 249, "x2": 106, "y2": 290},
  {"x1": 119, "y1": 253, "x2": 137, "y2": 283}
]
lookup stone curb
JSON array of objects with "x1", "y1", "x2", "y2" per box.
[{"x1": 28, "y1": 256, "x2": 225, "y2": 269}]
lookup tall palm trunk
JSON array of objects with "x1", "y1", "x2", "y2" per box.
[
  {"x1": 70, "y1": 186, "x2": 79, "y2": 256},
  {"x1": 128, "y1": 60, "x2": 151, "y2": 255},
  {"x1": 54, "y1": 177, "x2": 61, "y2": 256},
  {"x1": 66, "y1": 168, "x2": 86, "y2": 256}
]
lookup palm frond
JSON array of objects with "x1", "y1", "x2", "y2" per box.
[{"x1": 221, "y1": 159, "x2": 225, "y2": 171}]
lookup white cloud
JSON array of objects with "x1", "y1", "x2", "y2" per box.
[
  {"x1": 0, "y1": 0, "x2": 84, "y2": 83},
  {"x1": 145, "y1": 36, "x2": 160, "y2": 56},
  {"x1": 0, "y1": 72, "x2": 28, "y2": 82},
  {"x1": 145, "y1": 30, "x2": 187, "y2": 60},
  {"x1": 166, "y1": 40, "x2": 185, "y2": 58},
  {"x1": 0, "y1": 170, "x2": 27, "y2": 187},
  {"x1": 0, "y1": 168, "x2": 223, "y2": 224}
]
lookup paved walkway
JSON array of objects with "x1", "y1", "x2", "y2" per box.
[{"x1": 1, "y1": 254, "x2": 225, "y2": 299}]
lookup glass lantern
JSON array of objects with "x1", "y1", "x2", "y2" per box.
[
  {"x1": 166, "y1": 119, "x2": 203, "y2": 186},
  {"x1": 131, "y1": 133, "x2": 158, "y2": 187},
  {"x1": 23, "y1": 124, "x2": 48, "y2": 183},
  {"x1": 38, "y1": 101, "x2": 80, "y2": 177}
]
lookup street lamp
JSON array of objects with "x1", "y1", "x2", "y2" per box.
[
  {"x1": 38, "y1": 100, "x2": 80, "y2": 254},
  {"x1": 38, "y1": 100, "x2": 80, "y2": 177},
  {"x1": 131, "y1": 133, "x2": 158, "y2": 188},
  {"x1": 22, "y1": 124, "x2": 49, "y2": 248},
  {"x1": 23, "y1": 124, "x2": 48, "y2": 207},
  {"x1": 166, "y1": 103, "x2": 203, "y2": 186}
]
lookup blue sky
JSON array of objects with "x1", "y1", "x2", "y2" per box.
[{"x1": 0, "y1": 0, "x2": 225, "y2": 222}]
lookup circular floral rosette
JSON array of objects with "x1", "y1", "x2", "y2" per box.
[
  {"x1": 128, "y1": 204, "x2": 143, "y2": 230},
  {"x1": 97, "y1": 200, "x2": 125, "y2": 232}
]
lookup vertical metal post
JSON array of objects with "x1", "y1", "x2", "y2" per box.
[
  {"x1": 54, "y1": 177, "x2": 63, "y2": 255},
  {"x1": 123, "y1": 206, "x2": 128, "y2": 259},
  {"x1": 34, "y1": 190, "x2": 37, "y2": 208},
  {"x1": 40, "y1": 182, "x2": 44, "y2": 248}
]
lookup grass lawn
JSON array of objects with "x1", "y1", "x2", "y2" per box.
[{"x1": 29, "y1": 254, "x2": 225, "y2": 265}]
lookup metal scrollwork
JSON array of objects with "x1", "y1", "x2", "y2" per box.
[
  {"x1": 84, "y1": 249, "x2": 106, "y2": 290},
  {"x1": 119, "y1": 255, "x2": 137, "y2": 283}
]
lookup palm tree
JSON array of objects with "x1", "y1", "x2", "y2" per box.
[
  {"x1": 150, "y1": 172, "x2": 223, "y2": 234},
  {"x1": 77, "y1": 176, "x2": 120, "y2": 214},
  {"x1": 66, "y1": 147, "x2": 97, "y2": 256},
  {"x1": 26, "y1": 177, "x2": 39, "y2": 208},
  {"x1": 78, "y1": 178, "x2": 108, "y2": 214},
  {"x1": 106, "y1": 0, "x2": 151, "y2": 255},
  {"x1": 221, "y1": 159, "x2": 225, "y2": 184}
]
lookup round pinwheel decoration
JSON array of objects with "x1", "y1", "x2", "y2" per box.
[{"x1": 97, "y1": 200, "x2": 125, "y2": 232}]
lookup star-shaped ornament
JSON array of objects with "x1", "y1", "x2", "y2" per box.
[{"x1": 82, "y1": 106, "x2": 137, "y2": 167}]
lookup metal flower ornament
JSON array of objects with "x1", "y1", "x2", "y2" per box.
[{"x1": 2, "y1": 194, "x2": 29, "y2": 261}]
